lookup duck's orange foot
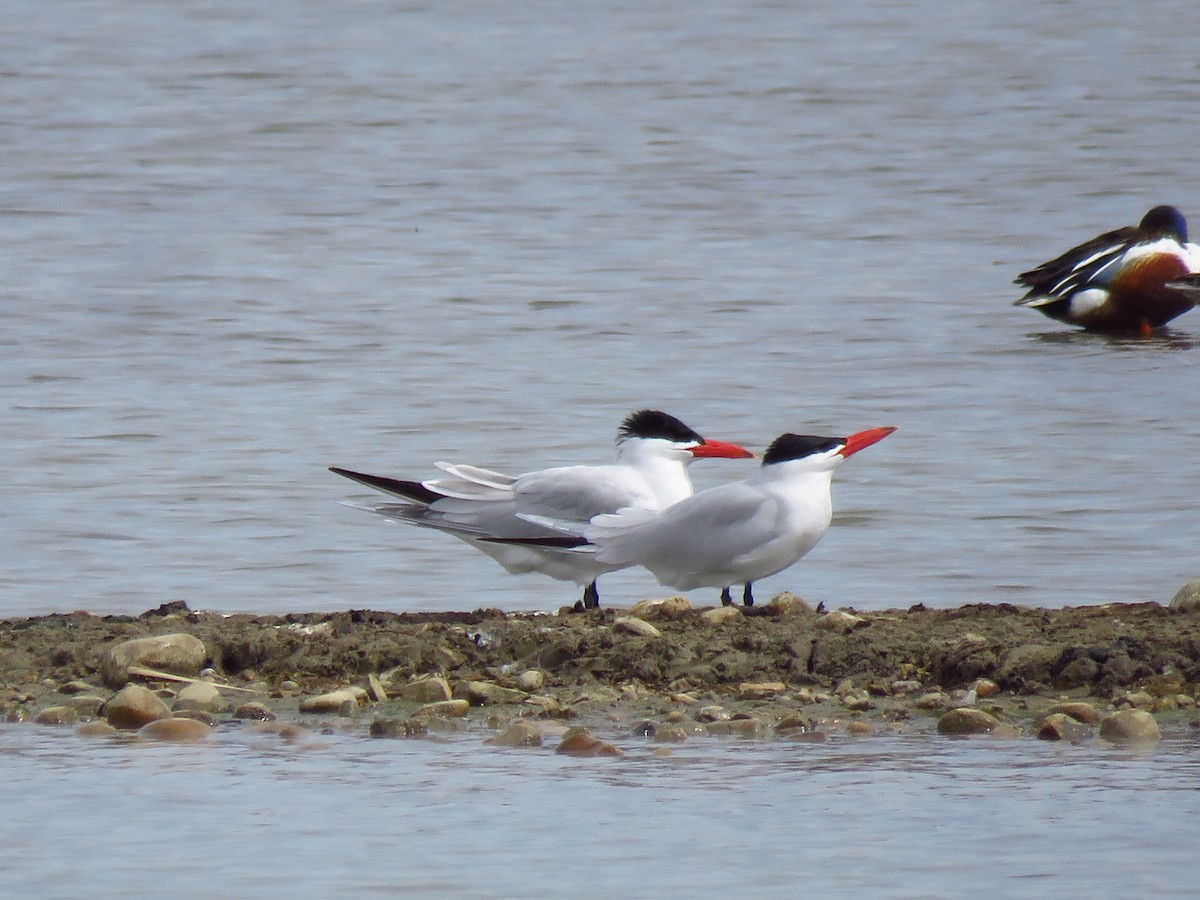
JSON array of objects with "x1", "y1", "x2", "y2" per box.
[{"x1": 1140, "y1": 321, "x2": 1153, "y2": 338}]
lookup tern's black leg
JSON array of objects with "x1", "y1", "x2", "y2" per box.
[
  {"x1": 582, "y1": 581, "x2": 600, "y2": 610},
  {"x1": 720, "y1": 587, "x2": 733, "y2": 606},
  {"x1": 743, "y1": 583, "x2": 754, "y2": 607}
]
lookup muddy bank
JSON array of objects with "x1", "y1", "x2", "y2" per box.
[{"x1": 3, "y1": 595, "x2": 1199, "y2": 744}]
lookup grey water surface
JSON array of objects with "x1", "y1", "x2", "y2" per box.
[{"x1": 2, "y1": 1, "x2": 1199, "y2": 896}]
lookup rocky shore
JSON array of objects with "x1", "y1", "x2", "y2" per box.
[{"x1": 4, "y1": 587, "x2": 1200, "y2": 752}]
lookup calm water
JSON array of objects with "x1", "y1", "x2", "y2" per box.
[
  {"x1": 1, "y1": 725, "x2": 1198, "y2": 899},
  {"x1": 3, "y1": 0, "x2": 1200, "y2": 895}
]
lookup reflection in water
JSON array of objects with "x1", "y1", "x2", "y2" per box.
[{"x1": 1027, "y1": 329, "x2": 1197, "y2": 352}]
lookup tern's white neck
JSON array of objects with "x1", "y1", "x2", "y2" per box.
[{"x1": 616, "y1": 439, "x2": 696, "y2": 507}]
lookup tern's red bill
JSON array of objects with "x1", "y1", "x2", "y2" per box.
[
  {"x1": 839, "y1": 427, "x2": 897, "y2": 458},
  {"x1": 689, "y1": 439, "x2": 755, "y2": 460}
]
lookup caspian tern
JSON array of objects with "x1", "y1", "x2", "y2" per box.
[
  {"x1": 1014, "y1": 205, "x2": 1200, "y2": 334},
  {"x1": 501, "y1": 426, "x2": 895, "y2": 607},
  {"x1": 329, "y1": 410, "x2": 753, "y2": 609}
]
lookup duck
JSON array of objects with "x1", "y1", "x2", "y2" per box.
[{"x1": 1014, "y1": 205, "x2": 1200, "y2": 335}]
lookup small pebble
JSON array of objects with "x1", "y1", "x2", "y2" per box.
[
  {"x1": 516, "y1": 670, "x2": 545, "y2": 692},
  {"x1": 699, "y1": 606, "x2": 742, "y2": 624},
  {"x1": 628, "y1": 596, "x2": 692, "y2": 619},
  {"x1": 817, "y1": 610, "x2": 863, "y2": 632},
  {"x1": 973, "y1": 678, "x2": 1000, "y2": 698},
  {"x1": 613, "y1": 616, "x2": 662, "y2": 639}
]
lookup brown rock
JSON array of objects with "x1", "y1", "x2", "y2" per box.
[
  {"x1": 76, "y1": 721, "x2": 118, "y2": 737},
  {"x1": 555, "y1": 729, "x2": 623, "y2": 757},
  {"x1": 613, "y1": 616, "x2": 662, "y2": 638},
  {"x1": 173, "y1": 682, "x2": 228, "y2": 713},
  {"x1": 700, "y1": 606, "x2": 742, "y2": 625},
  {"x1": 298, "y1": 690, "x2": 360, "y2": 715},
  {"x1": 775, "y1": 713, "x2": 812, "y2": 734},
  {"x1": 708, "y1": 716, "x2": 766, "y2": 737},
  {"x1": 138, "y1": 717, "x2": 213, "y2": 742},
  {"x1": 492, "y1": 721, "x2": 543, "y2": 748},
  {"x1": 1168, "y1": 580, "x2": 1200, "y2": 612},
  {"x1": 972, "y1": 678, "x2": 1000, "y2": 698},
  {"x1": 1037, "y1": 713, "x2": 1091, "y2": 742},
  {"x1": 453, "y1": 681, "x2": 527, "y2": 706},
  {"x1": 369, "y1": 718, "x2": 428, "y2": 738},
  {"x1": 58, "y1": 680, "x2": 96, "y2": 695},
  {"x1": 629, "y1": 596, "x2": 692, "y2": 619},
  {"x1": 817, "y1": 610, "x2": 863, "y2": 632},
  {"x1": 396, "y1": 677, "x2": 452, "y2": 704},
  {"x1": 367, "y1": 673, "x2": 388, "y2": 702},
  {"x1": 1047, "y1": 701, "x2": 1100, "y2": 725},
  {"x1": 65, "y1": 694, "x2": 107, "y2": 716},
  {"x1": 739, "y1": 681, "x2": 786, "y2": 700},
  {"x1": 104, "y1": 684, "x2": 172, "y2": 729},
  {"x1": 100, "y1": 633, "x2": 207, "y2": 689},
  {"x1": 1099, "y1": 709, "x2": 1161, "y2": 745},
  {"x1": 516, "y1": 670, "x2": 545, "y2": 692},
  {"x1": 765, "y1": 592, "x2": 811, "y2": 615},
  {"x1": 414, "y1": 699, "x2": 470, "y2": 719},
  {"x1": 233, "y1": 701, "x2": 276, "y2": 721},
  {"x1": 33, "y1": 705, "x2": 79, "y2": 726},
  {"x1": 653, "y1": 724, "x2": 689, "y2": 743},
  {"x1": 936, "y1": 707, "x2": 1001, "y2": 736}
]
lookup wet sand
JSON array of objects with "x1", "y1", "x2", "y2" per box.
[{"x1": 3, "y1": 595, "x2": 1198, "y2": 745}]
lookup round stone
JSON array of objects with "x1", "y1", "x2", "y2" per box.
[
  {"x1": 104, "y1": 684, "x2": 172, "y2": 729},
  {"x1": 138, "y1": 717, "x2": 213, "y2": 742},
  {"x1": 33, "y1": 705, "x2": 79, "y2": 726},
  {"x1": 937, "y1": 707, "x2": 1001, "y2": 736},
  {"x1": 1099, "y1": 709, "x2": 1161, "y2": 745},
  {"x1": 173, "y1": 681, "x2": 228, "y2": 713},
  {"x1": 100, "y1": 633, "x2": 207, "y2": 689},
  {"x1": 492, "y1": 721, "x2": 543, "y2": 748},
  {"x1": 1168, "y1": 580, "x2": 1200, "y2": 612},
  {"x1": 516, "y1": 670, "x2": 545, "y2": 692}
]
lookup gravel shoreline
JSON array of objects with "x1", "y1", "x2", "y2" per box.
[{"x1": 3, "y1": 592, "x2": 1199, "y2": 750}]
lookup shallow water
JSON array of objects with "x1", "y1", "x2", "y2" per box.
[
  {"x1": 4, "y1": 0, "x2": 1200, "y2": 618},
  {"x1": 3, "y1": 1, "x2": 1200, "y2": 895},
  {"x1": 2, "y1": 724, "x2": 1198, "y2": 899}
]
